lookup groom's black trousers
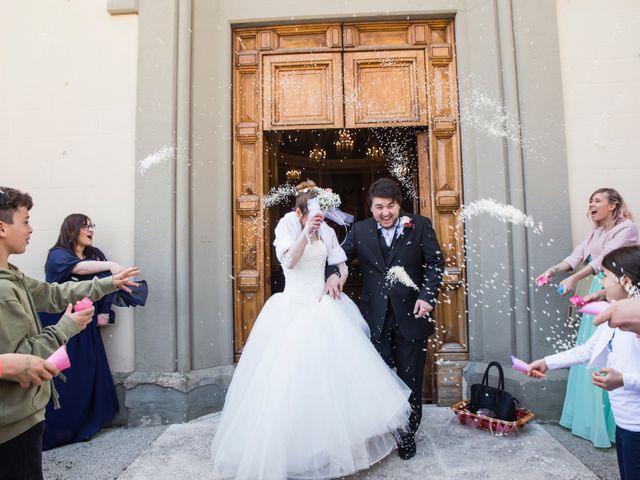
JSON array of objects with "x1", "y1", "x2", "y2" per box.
[{"x1": 372, "y1": 308, "x2": 427, "y2": 436}]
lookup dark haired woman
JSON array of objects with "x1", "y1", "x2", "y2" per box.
[
  {"x1": 211, "y1": 181, "x2": 412, "y2": 479},
  {"x1": 39, "y1": 214, "x2": 125, "y2": 450},
  {"x1": 537, "y1": 188, "x2": 637, "y2": 447}
]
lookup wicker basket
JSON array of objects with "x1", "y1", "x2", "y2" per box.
[{"x1": 451, "y1": 400, "x2": 535, "y2": 435}]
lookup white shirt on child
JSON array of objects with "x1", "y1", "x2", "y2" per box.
[{"x1": 545, "y1": 324, "x2": 640, "y2": 432}]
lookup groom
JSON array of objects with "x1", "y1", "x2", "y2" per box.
[{"x1": 325, "y1": 178, "x2": 444, "y2": 460}]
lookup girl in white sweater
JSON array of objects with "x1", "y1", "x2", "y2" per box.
[{"x1": 528, "y1": 245, "x2": 640, "y2": 480}]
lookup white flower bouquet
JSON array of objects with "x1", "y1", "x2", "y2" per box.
[{"x1": 313, "y1": 187, "x2": 341, "y2": 212}]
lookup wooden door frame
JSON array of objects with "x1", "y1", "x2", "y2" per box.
[{"x1": 232, "y1": 20, "x2": 467, "y2": 404}]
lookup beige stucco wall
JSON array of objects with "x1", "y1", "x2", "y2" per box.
[
  {"x1": 0, "y1": 0, "x2": 138, "y2": 371},
  {"x1": 557, "y1": 0, "x2": 640, "y2": 242}
]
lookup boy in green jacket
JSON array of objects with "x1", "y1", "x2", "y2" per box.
[{"x1": 0, "y1": 187, "x2": 140, "y2": 480}]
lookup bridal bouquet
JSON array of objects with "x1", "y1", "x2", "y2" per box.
[
  {"x1": 312, "y1": 187, "x2": 341, "y2": 212},
  {"x1": 306, "y1": 187, "x2": 354, "y2": 231}
]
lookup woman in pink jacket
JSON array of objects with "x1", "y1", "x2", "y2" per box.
[{"x1": 538, "y1": 188, "x2": 637, "y2": 447}]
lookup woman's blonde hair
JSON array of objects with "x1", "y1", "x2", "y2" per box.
[
  {"x1": 294, "y1": 180, "x2": 317, "y2": 215},
  {"x1": 589, "y1": 188, "x2": 633, "y2": 226}
]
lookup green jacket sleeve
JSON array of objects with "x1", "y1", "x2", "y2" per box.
[
  {"x1": 0, "y1": 300, "x2": 80, "y2": 358},
  {"x1": 25, "y1": 275, "x2": 117, "y2": 314}
]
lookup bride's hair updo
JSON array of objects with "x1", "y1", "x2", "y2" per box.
[{"x1": 295, "y1": 180, "x2": 317, "y2": 215}]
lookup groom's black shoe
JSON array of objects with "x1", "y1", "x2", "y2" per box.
[{"x1": 398, "y1": 435, "x2": 416, "y2": 460}]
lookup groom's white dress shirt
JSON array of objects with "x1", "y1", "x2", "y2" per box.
[{"x1": 377, "y1": 219, "x2": 402, "y2": 247}]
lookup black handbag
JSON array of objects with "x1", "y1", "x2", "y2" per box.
[{"x1": 469, "y1": 361, "x2": 518, "y2": 421}]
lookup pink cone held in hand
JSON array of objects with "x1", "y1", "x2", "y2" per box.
[
  {"x1": 74, "y1": 297, "x2": 93, "y2": 312},
  {"x1": 578, "y1": 301, "x2": 610, "y2": 316},
  {"x1": 535, "y1": 275, "x2": 549, "y2": 287},
  {"x1": 47, "y1": 345, "x2": 71, "y2": 371},
  {"x1": 569, "y1": 295, "x2": 586, "y2": 307},
  {"x1": 511, "y1": 355, "x2": 529, "y2": 373},
  {"x1": 511, "y1": 355, "x2": 546, "y2": 378}
]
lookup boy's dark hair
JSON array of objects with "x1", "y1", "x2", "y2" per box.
[
  {"x1": 602, "y1": 245, "x2": 640, "y2": 286},
  {"x1": 368, "y1": 178, "x2": 403, "y2": 206},
  {"x1": 0, "y1": 187, "x2": 33, "y2": 223},
  {"x1": 51, "y1": 213, "x2": 101, "y2": 260}
]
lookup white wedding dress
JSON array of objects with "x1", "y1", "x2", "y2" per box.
[{"x1": 211, "y1": 239, "x2": 411, "y2": 480}]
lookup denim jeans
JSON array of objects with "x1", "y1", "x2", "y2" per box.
[{"x1": 616, "y1": 425, "x2": 640, "y2": 480}]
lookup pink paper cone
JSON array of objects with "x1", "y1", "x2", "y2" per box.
[
  {"x1": 511, "y1": 355, "x2": 529, "y2": 374},
  {"x1": 74, "y1": 297, "x2": 93, "y2": 312},
  {"x1": 511, "y1": 355, "x2": 546, "y2": 378},
  {"x1": 46, "y1": 345, "x2": 71, "y2": 371},
  {"x1": 535, "y1": 275, "x2": 549, "y2": 287},
  {"x1": 569, "y1": 295, "x2": 586, "y2": 307},
  {"x1": 578, "y1": 301, "x2": 610, "y2": 316}
]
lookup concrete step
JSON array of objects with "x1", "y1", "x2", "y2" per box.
[{"x1": 117, "y1": 406, "x2": 598, "y2": 480}]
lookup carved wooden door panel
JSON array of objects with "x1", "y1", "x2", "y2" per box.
[
  {"x1": 343, "y1": 50, "x2": 427, "y2": 128},
  {"x1": 263, "y1": 53, "x2": 344, "y2": 130},
  {"x1": 232, "y1": 24, "x2": 343, "y2": 361},
  {"x1": 232, "y1": 30, "x2": 264, "y2": 360},
  {"x1": 418, "y1": 21, "x2": 467, "y2": 405}
]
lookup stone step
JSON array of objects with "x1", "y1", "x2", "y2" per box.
[{"x1": 118, "y1": 406, "x2": 598, "y2": 480}]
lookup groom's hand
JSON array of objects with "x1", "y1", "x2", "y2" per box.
[
  {"x1": 324, "y1": 274, "x2": 342, "y2": 299},
  {"x1": 413, "y1": 299, "x2": 433, "y2": 318}
]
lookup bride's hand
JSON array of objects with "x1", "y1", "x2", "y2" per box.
[{"x1": 304, "y1": 213, "x2": 324, "y2": 237}]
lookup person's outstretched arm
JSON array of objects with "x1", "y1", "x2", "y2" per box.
[
  {"x1": 0, "y1": 302, "x2": 95, "y2": 358},
  {"x1": 527, "y1": 327, "x2": 600, "y2": 376},
  {"x1": 27, "y1": 267, "x2": 140, "y2": 313},
  {"x1": 72, "y1": 260, "x2": 125, "y2": 276}
]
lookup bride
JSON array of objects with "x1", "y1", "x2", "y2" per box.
[{"x1": 211, "y1": 181, "x2": 411, "y2": 480}]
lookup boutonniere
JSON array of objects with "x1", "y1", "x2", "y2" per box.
[{"x1": 400, "y1": 216, "x2": 414, "y2": 229}]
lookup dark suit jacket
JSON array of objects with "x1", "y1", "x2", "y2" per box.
[{"x1": 339, "y1": 213, "x2": 444, "y2": 341}]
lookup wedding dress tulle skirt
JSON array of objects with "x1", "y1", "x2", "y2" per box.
[{"x1": 210, "y1": 286, "x2": 411, "y2": 479}]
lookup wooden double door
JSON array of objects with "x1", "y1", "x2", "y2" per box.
[{"x1": 232, "y1": 20, "x2": 467, "y2": 404}]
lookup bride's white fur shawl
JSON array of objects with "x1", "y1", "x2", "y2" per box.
[{"x1": 273, "y1": 211, "x2": 347, "y2": 268}]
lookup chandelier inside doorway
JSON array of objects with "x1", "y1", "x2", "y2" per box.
[
  {"x1": 308, "y1": 146, "x2": 326, "y2": 161},
  {"x1": 334, "y1": 129, "x2": 354, "y2": 155}
]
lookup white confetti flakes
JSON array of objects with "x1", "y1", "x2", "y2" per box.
[
  {"x1": 137, "y1": 145, "x2": 175, "y2": 175},
  {"x1": 262, "y1": 184, "x2": 297, "y2": 208},
  {"x1": 459, "y1": 198, "x2": 543, "y2": 234},
  {"x1": 385, "y1": 266, "x2": 419, "y2": 291}
]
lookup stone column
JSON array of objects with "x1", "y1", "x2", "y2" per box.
[
  {"x1": 124, "y1": 0, "x2": 233, "y2": 425},
  {"x1": 460, "y1": 0, "x2": 572, "y2": 421}
]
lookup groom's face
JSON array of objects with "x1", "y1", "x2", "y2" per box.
[{"x1": 370, "y1": 197, "x2": 400, "y2": 228}]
